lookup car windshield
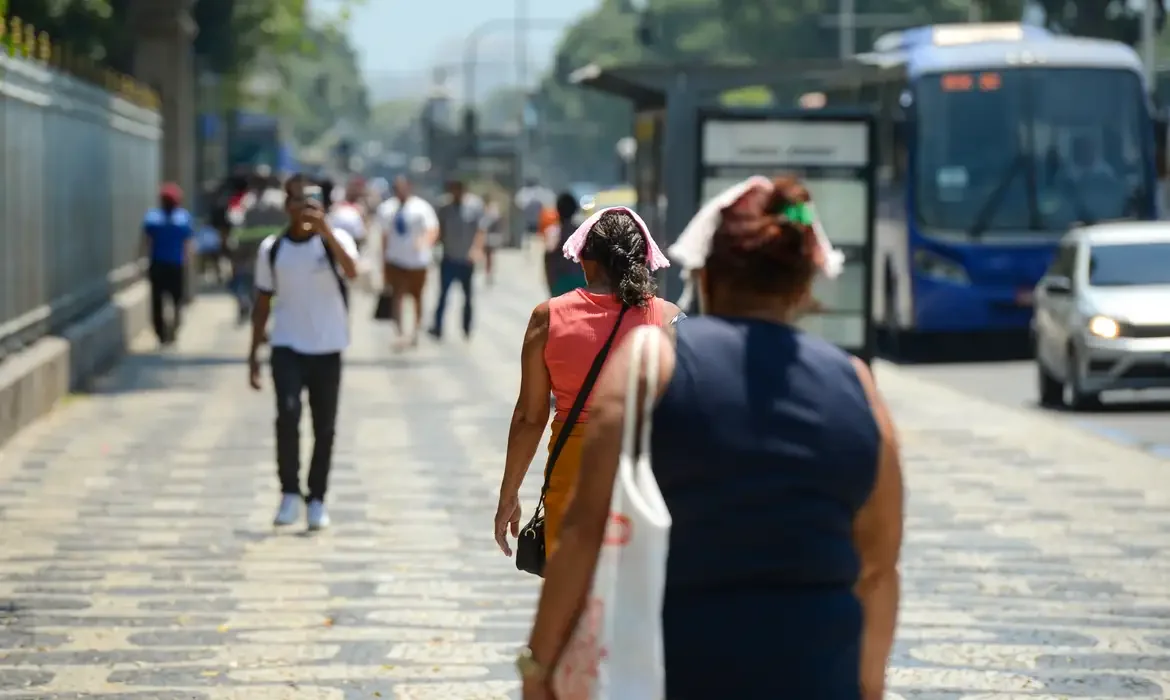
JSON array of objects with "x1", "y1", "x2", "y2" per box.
[
  {"x1": 915, "y1": 67, "x2": 1153, "y2": 233},
  {"x1": 1088, "y1": 241, "x2": 1170, "y2": 286}
]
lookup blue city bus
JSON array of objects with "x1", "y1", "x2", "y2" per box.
[
  {"x1": 228, "y1": 111, "x2": 298, "y2": 174},
  {"x1": 820, "y1": 23, "x2": 1162, "y2": 350}
]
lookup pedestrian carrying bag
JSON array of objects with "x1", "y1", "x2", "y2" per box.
[
  {"x1": 515, "y1": 305, "x2": 630, "y2": 577},
  {"x1": 552, "y1": 325, "x2": 672, "y2": 700}
]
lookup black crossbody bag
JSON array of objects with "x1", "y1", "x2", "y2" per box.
[{"x1": 516, "y1": 305, "x2": 630, "y2": 577}]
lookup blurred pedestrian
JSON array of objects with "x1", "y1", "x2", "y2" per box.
[
  {"x1": 518, "y1": 176, "x2": 901, "y2": 700},
  {"x1": 429, "y1": 179, "x2": 485, "y2": 341},
  {"x1": 378, "y1": 175, "x2": 438, "y2": 350},
  {"x1": 516, "y1": 177, "x2": 554, "y2": 252},
  {"x1": 248, "y1": 174, "x2": 360, "y2": 531},
  {"x1": 544, "y1": 193, "x2": 588, "y2": 297},
  {"x1": 494, "y1": 206, "x2": 680, "y2": 564},
  {"x1": 141, "y1": 182, "x2": 194, "y2": 346},
  {"x1": 481, "y1": 193, "x2": 504, "y2": 285},
  {"x1": 327, "y1": 178, "x2": 370, "y2": 256}
]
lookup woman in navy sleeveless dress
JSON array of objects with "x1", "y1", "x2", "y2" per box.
[{"x1": 519, "y1": 176, "x2": 905, "y2": 699}]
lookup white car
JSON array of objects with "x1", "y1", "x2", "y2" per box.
[{"x1": 1032, "y1": 221, "x2": 1170, "y2": 410}]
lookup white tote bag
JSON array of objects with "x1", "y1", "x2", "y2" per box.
[{"x1": 552, "y1": 325, "x2": 673, "y2": 700}]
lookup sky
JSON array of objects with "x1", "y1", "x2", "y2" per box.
[{"x1": 314, "y1": 0, "x2": 599, "y2": 103}]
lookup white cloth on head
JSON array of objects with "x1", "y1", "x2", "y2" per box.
[{"x1": 667, "y1": 176, "x2": 844, "y2": 278}]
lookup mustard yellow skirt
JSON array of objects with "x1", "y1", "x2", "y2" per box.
[{"x1": 543, "y1": 419, "x2": 587, "y2": 555}]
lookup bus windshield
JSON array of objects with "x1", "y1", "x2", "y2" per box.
[
  {"x1": 914, "y1": 67, "x2": 1153, "y2": 234},
  {"x1": 230, "y1": 127, "x2": 281, "y2": 170}
]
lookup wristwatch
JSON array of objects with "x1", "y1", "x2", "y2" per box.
[{"x1": 515, "y1": 646, "x2": 548, "y2": 681}]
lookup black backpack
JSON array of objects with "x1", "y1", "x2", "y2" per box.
[{"x1": 268, "y1": 232, "x2": 349, "y2": 310}]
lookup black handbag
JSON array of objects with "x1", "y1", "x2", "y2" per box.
[
  {"x1": 516, "y1": 305, "x2": 630, "y2": 577},
  {"x1": 373, "y1": 292, "x2": 394, "y2": 321}
]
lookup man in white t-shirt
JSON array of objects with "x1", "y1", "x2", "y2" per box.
[
  {"x1": 377, "y1": 175, "x2": 439, "y2": 349},
  {"x1": 248, "y1": 174, "x2": 360, "y2": 531}
]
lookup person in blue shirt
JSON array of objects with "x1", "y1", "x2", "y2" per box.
[{"x1": 142, "y1": 183, "x2": 195, "y2": 345}]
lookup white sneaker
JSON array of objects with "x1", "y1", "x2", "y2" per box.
[
  {"x1": 307, "y1": 500, "x2": 330, "y2": 531},
  {"x1": 273, "y1": 494, "x2": 301, "y2": 526}
]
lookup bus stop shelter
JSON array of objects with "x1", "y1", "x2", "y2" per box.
[
  {"x1": 569, "y1": 59, "x2": 881, "y2": 298},
  {"x1": 570, "y1": 60, "x2": 882, "y2": 362}
]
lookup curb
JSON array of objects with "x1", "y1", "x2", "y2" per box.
[{"x1": 0, "y1": 282, "x2": 152, "y2": 448}]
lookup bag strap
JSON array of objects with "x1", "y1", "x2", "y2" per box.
[
  {"x1": 538, "y1": 304, "x2": 630, "y2": 501},
  {"x1": 268, "y1": 231, "x2": 349, "y2": 309},
  {"x1": 319, "y1": 240, "x2": 350, "y2": 309},
  {"x1": 267, "y1": 234, "x2": 284, "y2": 293}
]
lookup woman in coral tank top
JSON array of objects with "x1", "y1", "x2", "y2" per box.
[{"x1": 495, "y1": 207, "x2": 683, "y2": 558}]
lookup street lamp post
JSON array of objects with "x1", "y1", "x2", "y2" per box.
[
  {"x1": 462, "y1": 17, "x2": 568, "y2": 110},
  {"x1": 615, "y1": 137, "x2": 637, "y2": 185},
  {"x1": 1142, "y1": 0, "x2": 1158, "y2": 91}
]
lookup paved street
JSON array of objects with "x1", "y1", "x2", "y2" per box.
[
  {"x1": 905, "y1": 360, "x2": 1170, "y2": 459},
  {"x1": 3, "y1": 249, "x2": 1170, "y2": 699}
]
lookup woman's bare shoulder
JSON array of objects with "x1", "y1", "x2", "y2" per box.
[
  {"x1": 528, "y1": 300, "x2": 551, "y2": 330},
  {"x1": 656, "y1": 297, "x2": 683, "y2": 325}
]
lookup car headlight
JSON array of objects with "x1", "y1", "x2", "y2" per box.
[
  {"x1": 1087, "y1": 315, "x2": 1120, "y2": 339},
  {"x1": 913, "y1": 248, "x2": 969, "y2": 284}
]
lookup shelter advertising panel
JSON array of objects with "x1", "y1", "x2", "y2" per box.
[{"x1": 697, "y1": 112, "x2": 876, "y2": 361}]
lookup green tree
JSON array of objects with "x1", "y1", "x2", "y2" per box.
[
  {"x1": 273, "y1": 25, "x2": 371, "y2": 146},
  {"x1": 711, "y1": 0, "x2": 1027, "y2": 65},
  {"x1": 368, "y1": 99, "x2": 422, "y2": 141},
  {"x1": 477, "y1": 86, "x2": 529, "y2": 132},
  {"x1": 533, "y1": 0, "x2": 731, "y2": 183},
  {"x1": 8, "y1": 0, "x2": 133, "y2": 71},
  {"x1": 976, "y1": 0, "x2": 1028, "y2": 21},
  {"x1": 1035, "y1": 0, "x2": 1164, "y2": 45},
  {"x1": 7, "y1": 0, "x2": 365, "y2": 77}
]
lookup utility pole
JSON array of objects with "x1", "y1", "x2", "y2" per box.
[
  {"x1": 1142, "y1": 0, "x2": 1158, "y2": 92},
  {"x1": 839, "y1": 0, "x2": 855, "y2": 59}
]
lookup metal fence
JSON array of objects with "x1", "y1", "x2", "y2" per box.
[{"x1": 0, "y1": 45, "x2": 162, "y2": 359}]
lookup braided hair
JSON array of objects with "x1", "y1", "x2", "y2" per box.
[{"x1": 580, "y1": 210, "x2": 656, "y2": 307}]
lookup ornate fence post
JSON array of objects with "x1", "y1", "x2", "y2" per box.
[
  {"x1": 9, "y1": 16, "x2": 21, "y2": 57},
  {"x1": 37, "y1": 30, "x2": 49, "y2": 63},
  {"x1": 21, "y1": 21, "x2": 33, "y2": 58}
]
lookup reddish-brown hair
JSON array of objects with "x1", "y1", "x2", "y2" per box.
[{"x1": 705, "y1": 175, "x2": 821, "y2": 299}]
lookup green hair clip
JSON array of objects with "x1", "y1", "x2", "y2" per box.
[{"x1": 781, "y1": 202, "x2": 815, "y2": 225}]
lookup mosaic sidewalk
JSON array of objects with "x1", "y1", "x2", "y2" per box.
[{"x1": 1, "y1": 250, "x2": 1169, "y2": 699}]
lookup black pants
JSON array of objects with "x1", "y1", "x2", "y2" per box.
[
  {"x1": 432, "y1": 258, "x2": 474, "y2": 337},
  {"x1": 149, "y1": 262, "x2": 185, "y2": 343},
  {"x1": 270, "y1": 347, "x2": 342, "y2": 502}
]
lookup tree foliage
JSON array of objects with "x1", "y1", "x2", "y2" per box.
[
  {"x1": 8, "y1": 0, "x2": 133, "y2": 71},
  {"x1": 532, "y1": 0, "x2": 1170, "y2": 183},
  {"x1": 274, "y1": 25, "x2": 371, "y2": 146},
  {"x1": 532, "y1": 0, "x2": 732, "y2": 185},
  {"x1": 1034, "y1": 0, "x2": 1164, "y2": 45},
  {"x1": 6, "y1": 0, "x2": 370, "y2": 147},
  {"x1": 6, "y1": 0, "x2": 365, "y2": 77}
]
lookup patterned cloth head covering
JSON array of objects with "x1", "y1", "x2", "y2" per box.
[{"x1": 561, "y1": 205, "x2": 670, "y2": 271}]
